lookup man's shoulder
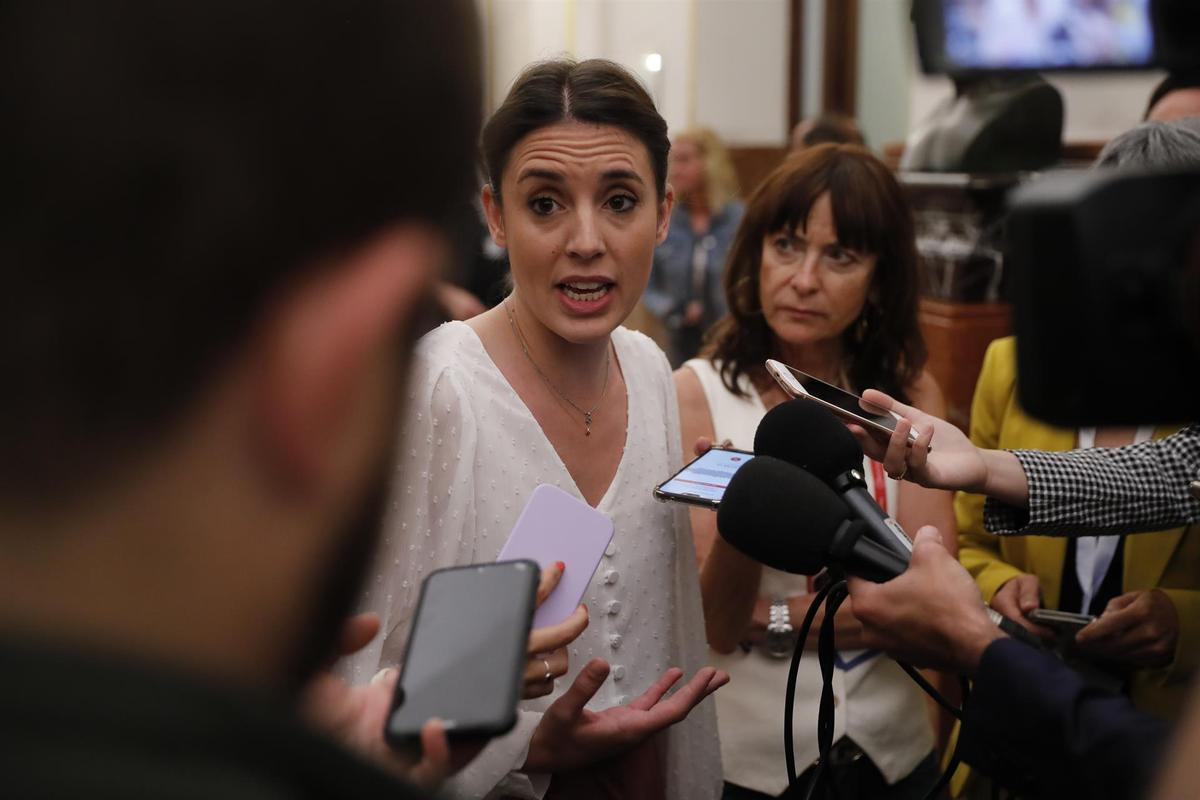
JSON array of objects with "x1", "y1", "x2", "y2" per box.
[{"x1": 0, "y1": 638, "x2": 433, "y2": 800}]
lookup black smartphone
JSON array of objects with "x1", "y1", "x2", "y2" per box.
[
  {"x1": 1028, "y1": 608, "x2": 1096, "y2": 635},
  {"x1": 653, "y1": 447, "x2": 755, "y2": 509},
  {"x1": 384, "y1": 560, "x2": 539, "y2": 748}
]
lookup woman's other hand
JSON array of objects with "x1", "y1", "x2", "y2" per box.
[
  {"x1": 523, "y1": 659, "x2": 730, "y2": 773},
  {"x1": 990, "y1": 574, "x2": 1054, "y2": 639}
]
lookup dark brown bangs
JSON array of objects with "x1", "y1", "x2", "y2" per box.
[
  {"x1": 766, "y1": 144, "x2": 893, "y2": 259},
  {"x1": 705, "y1": 142, "x2": 926, "y2": 403}
]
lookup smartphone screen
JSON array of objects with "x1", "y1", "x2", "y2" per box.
[
  {"x1": 386, "y1": 561, "x2": 537, "y2": 744},
  {"x1": 656, "y1": 448, "x2": 754, "y2": 507}
]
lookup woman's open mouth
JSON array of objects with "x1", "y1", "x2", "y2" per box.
[{"x1": 559, "y1": 280, "x2": 614, "y2": 302}]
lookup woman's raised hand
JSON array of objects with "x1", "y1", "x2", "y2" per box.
[
  {"x1": 523, "y1": 659, "x2": 730, "y2": 773},
  {"x1": 524, "y1": 562, "x2": 590, "y2": 699}
]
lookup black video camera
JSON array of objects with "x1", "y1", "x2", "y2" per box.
[{"x1": 912, "y1": 0, "x2": 1200, "y2": 425}]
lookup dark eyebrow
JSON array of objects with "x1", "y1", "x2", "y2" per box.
[
  {"x1": 517, "y1": 168, "x2": 563, "y2": 183},
  {"x1": 602, "y1": 169, "x2": 644, "y2": 185}
]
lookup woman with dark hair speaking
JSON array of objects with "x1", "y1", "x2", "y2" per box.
[
  {"x1": 346, "y1": 59, "x2": 727, "y2": 800},
  {"x1": 676, "y1": 145, "x2": 956, "y2": 799}
]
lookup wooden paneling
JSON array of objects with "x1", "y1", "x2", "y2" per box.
[
  {"x1": 728, "y1": 146, "x2": 787, "y2": 198},
  {"x1": 788, "y1": 0, "x2": 804, "y2": 131},
  {"x1": 918, "y1": 299, "x2": 1011, "y2": 431},
  {"x1": 823, "y1": 0, "x2": 858, "y2": 115}
]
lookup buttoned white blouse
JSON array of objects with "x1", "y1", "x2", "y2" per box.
[{"x1": 342, "y1": 321, "x2": 721, "y2": 800}]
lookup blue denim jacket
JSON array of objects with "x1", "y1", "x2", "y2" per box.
[{"x1": 643, "y1": 200, "x2": 745, "y2": 335}]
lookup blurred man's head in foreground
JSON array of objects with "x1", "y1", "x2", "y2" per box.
[{"x1": 0, "y1": 0, "x2": 480, "y2": 692}]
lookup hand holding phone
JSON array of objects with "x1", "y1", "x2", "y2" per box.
[
  {"x1": 1028, "y1": 608, "x2": 1096, "y2": 637},
  {"x1": 385, "y1": 561, "x2": 539, "y2": 748},
  {"x1": 654, "y1": 447, "x2": 755, "y2": 509}
]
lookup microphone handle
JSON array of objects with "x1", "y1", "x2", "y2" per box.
[
  {"x1": 828, "y1": 521, "x2": 909, "y2": 582},
  {"x1": 839, "y1": 485, "x2": 913, "y2": 561},
  {"x1": 987, "y1": 608, "x2": 1047, "y2": 650}
]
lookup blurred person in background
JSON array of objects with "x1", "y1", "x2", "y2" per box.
[
  {"x1": 345, "y1": 59, "x2": 728, "y2": 800},
  {"x1": 0, "y1": 0, "x2": 492, "y2": 796},
  {"x1": 645, "y1": 127, "x2": 745, "y2": 366},
  {"x1": 1145, "y1": 72, "x2": 1200, "y2": 122},
  {"x1": 676, "y1": 144, "x2": 956, "y2": 800},
  {"x1": 789, "y1": 112, "x2": 867, "y2": 153},
  {"x1": 950, "y1": 117, "x2": 1200, "y2": 798}
]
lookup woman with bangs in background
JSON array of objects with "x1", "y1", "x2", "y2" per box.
[{"x1": 676, "y1": 144, "x2": 957, "y2": 800}]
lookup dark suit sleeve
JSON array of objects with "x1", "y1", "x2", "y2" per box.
[{"x1": 959, "y1": 638, "x2": 1171, "y2": 800}]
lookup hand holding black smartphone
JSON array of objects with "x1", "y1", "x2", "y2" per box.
[{"x1": 385, "y1": 560, "x2": 539, "y2": 749}]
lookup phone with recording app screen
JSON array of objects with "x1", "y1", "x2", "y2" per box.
[
  {"x1": 765, "y1": 358, "x2": 923, "y2": 447},
  {"x1": 384, "y1": 560, "x2": 538, "y2": 749},
  {"x1": 653, "y1": 447, "x2": 755, "y2": 509}
]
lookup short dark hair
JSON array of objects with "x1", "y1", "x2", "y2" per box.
[
  {"x1": 1145, "y1": 72, "x2": 1200, "y2": 119},
  {"x1": 0, "y1": 0, "x2": 481, "y2": 498},
  {"x1": 481, "y1": 59, "x2": 670, "y2": 200},
  {"x1": 705, "y1": 144, "x2": 926, "y2": 403}
]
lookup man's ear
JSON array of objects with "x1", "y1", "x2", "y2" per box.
[
  {"x1": 481, "y1": 183, "x2": 507, "y2": 248},
  {"x1": 656, "y1": 185, "x2": 675, "y2": 245},
  {"x1": 254, "y1": 225, "x2": 444, "y2": 494}
]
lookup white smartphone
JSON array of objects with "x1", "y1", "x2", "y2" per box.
[
  {"x1": 653, "y1": 447, "x2": 755, "y2": 510},
  {"x1": 765, "y1": 359, "x2": 922, "y2": 446}
]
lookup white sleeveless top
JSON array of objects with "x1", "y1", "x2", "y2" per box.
[
  {"x1": 342, "y1": 323, "x2": 721, "y2": 800},
  {"x1": 684, "y1": 358, "x2": 934, "y2": 794}
]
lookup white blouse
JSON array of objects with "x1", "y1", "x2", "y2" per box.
[
  {"x1": 344, "y1": 322, "x2": 721, "y2": 800},
  {"x1": 683, "y1": 358, "x2": 933, "y2": 795}
]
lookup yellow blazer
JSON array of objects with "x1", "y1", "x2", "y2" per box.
[{"x1": 957, "y1": 336, "x2": 1200, "y2": 720}]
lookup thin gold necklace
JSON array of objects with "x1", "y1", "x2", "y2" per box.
[{"x1": 504, "y1": 300, "x2": 611, "y2": 437}]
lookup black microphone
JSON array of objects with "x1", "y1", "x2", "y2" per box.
[
  {"x1": 719, "y1": 454, "x2": 1045, "y2": 649},
  {"x1": 717, "y1": 455, "x2": 908, "y2": 581},
  {"x1": 755, "y1": 399, "x2": 913, "y2": 561}
]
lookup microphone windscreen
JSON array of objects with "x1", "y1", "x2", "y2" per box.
[
  {"x1": 716, "y1": 455, "x2": 848, "y2": 575},
  {"x1": 753, "y1": 399, "x2": 864, "y2": 482}
]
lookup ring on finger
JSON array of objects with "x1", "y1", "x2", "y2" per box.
[
  {"x1": 542, "y1": 658, "x2": 553, "y2": 682},
  {"x1": 887, "y1": 463, "x2": 908, "y2": 481}
]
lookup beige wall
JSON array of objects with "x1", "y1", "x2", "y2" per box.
[
  {"x1": 480, "y1": 0, "x2": 1165, "y2": 151},
  {"x1": 481, "y1": 0, "x2": 790, "y2": 145}
]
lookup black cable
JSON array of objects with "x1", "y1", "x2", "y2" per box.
[
  {"x1": 785, "y1": 580, "x2": 835, "y2": 786},
  {"x1": 896, "y1": 660, "x2": 964, "y2": 720},
  {"x1": 917, "y1": 677, "x2": 972, "y2": 800},
  {"x1": 782, "y1": 575, "x2": 977, "y2": 800},
  {"x1": 808, "y1": 581, "x2": 849, "y2": 800}
]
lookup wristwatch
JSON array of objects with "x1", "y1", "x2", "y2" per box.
[{"x1": 764, "y1": 597, "x2": 798, "y2": 659}]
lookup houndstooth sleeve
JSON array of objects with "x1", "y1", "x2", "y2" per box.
[{"x1": 984, "y1": 424, "x2": 1200, "y2": 536}]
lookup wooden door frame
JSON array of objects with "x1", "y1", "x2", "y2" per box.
[{"x1": 787, "y1": 0, "x2": 860, "y2": 129}]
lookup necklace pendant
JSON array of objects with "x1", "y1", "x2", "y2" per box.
[{"x1": 584, "y1": 411, "x2": 593, "y2": 436}]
